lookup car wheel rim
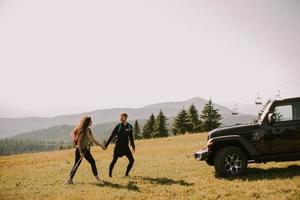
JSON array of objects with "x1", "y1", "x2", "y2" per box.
[{"x1": 224, "y1": 153, "x2": 242, "y2": 175}]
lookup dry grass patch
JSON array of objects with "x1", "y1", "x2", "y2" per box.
[{"x1": 0, "y1": 133, "x2": 299, "y2": 200}]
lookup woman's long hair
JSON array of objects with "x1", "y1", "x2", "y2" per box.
[{"x1": 74, "y1": 116, "x2": 92, "y2": 136}]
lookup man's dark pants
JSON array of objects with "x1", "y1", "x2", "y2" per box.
[{"x1": 109, "y1": 147, "x2": 134, "y2": 177}]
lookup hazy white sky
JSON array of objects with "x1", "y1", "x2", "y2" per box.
[{"x1": 0, "y1": 0, "x2": 300, "y2": 118}]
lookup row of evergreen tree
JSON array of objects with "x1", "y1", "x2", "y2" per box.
[
  {"x1": 0, "y1": 139, "x2": 72, "y2": 156},
  {"x1": 132, "y1": 99, "x2": 223, "y2": 139}
]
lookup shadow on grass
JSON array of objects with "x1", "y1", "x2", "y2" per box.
[
  {"x1": 91, "y1": 181, "x2": 140, "y2": 192},
  {"x1": 133, "y1": 176, "x2": 194, "y2": 186},
  {"x1": 215, "y1": 165, "x2": 300, "y2": 181}
]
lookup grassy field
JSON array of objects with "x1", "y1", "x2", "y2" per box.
[{"x1": 0, "y1": 133, "x2": 300, "y2": 200}]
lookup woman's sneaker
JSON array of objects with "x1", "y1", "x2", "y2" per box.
[
  {"x1": 95, "y1": 176, "x2": 104, "y2": 185},
  {"x1": 64, "y1": 178, "x2": 74, "y2": 185}
]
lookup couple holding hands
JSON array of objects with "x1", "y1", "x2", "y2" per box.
[{"x1": 65, "y1": 113, "x2": 135, "y2": 185}]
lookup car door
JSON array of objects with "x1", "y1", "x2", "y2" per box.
[{"x1": 265, "y1": 101, "x2": 300, "y2": 154}]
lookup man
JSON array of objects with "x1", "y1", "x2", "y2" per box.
[{"x1": 105, "y1": 112, "x2": 135, "y2": 177}]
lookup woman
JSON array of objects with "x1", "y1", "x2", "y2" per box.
[{"x1": 65, "y1": 116, "x2": 106, "y2": 185}]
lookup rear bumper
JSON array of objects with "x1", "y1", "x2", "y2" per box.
[{"x1": 194, "y1": 148, "x2": 210, "y2": 161}]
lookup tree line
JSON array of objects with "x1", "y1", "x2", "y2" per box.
[
  {"x1": 0, "y1": 139, "x2": 73, "y2": 156},
  {"x1": 132, "y1": 99, "x2": 223, "y2": 139}
]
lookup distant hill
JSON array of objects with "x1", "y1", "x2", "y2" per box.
[
  {"x1": 1, "y1": 97, "x2": 256, "y2": 156},
  {"x1": 8, "y1": 119, "x2": 147, "y2": 144},
  {"x1": 0, "y1": 97, "x2": 256, "y2": 138},
  {"x1": 216, "y1": 101, "x2": 260, "y2": 116},
  {"x1": 0, "y1": 120, "x2": 147, "y2": 156}
]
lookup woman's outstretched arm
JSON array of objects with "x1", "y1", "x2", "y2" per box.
[{"x1": 89, "y1": 129, "x2": 106, "y2": 150}]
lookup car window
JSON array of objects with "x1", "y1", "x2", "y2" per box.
[
  {"x1": 293, "y1": 102, "x2": 300, "y2": 120},
  {"x1": 274, "y1": 105, "x2": 293, "y2": 122}
]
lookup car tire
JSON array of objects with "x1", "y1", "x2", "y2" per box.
[{"x1": 214, "y1": 146, "x2": 247, "y2": 177}]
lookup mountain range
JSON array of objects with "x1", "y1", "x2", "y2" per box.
[{"x1": 0, "y1": 97, "x2": 257, "y2": 139}]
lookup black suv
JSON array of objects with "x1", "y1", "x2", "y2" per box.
[{"x1": 195, "y1": 97, "x2": 300, "y2": 177}]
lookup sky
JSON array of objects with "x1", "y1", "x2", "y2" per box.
[{"x1": 0, "y1": 0, "x2": 300, "y2": 118}]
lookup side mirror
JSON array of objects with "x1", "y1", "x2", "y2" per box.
[{"x1": 268, "y1": 113, "x2": 277, "y2": 125}]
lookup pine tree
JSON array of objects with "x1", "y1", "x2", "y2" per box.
[
  {"x1": 142, "y1": 113, "x2": 155, "y2": 138},
  {"x1": 154, "y1": 110, "x2": 169, "y2": 137},
  {"x1": 188, "y1": 104, "x2": 203, "y2": 133},
  {"x1": 200, "y1": 98, "x2": 222, "y2": 131},
  {"x1": 172, "y1": 108, "x2": 192, "y2": 135},
  {"x1": 133, "y1": 120, "x2": 141, "y2": 139}
]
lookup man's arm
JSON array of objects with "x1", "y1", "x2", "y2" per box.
[
  {"x1": 129, "y1": 126, "x2": 135, "y2": 151},
  {"x1": 105, "y1": 125, "x2": 118, "y2": 148}
]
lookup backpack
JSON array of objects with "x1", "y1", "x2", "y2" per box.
[
  {"x1": 70, "y1": 128, "x2": 87, "y2": 145},
  {"x1": 70, "y1": 129, "x2": 79, "y2": 145},
  {"x1": 117, "y1": 123, "x2": 132, "y2": 133}
]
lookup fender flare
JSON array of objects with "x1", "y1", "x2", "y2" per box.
[{"x1": 209, "y1": 135, "x2": 259, "y2": 156}]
